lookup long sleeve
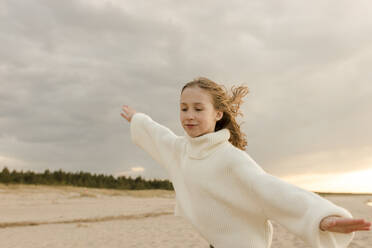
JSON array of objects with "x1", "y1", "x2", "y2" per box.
[
  {"x1": 234, "y1": 163, "x2": 355, "y2": 248},
  {"x1": 130, "y1": 112, "x2": 180, "y2": 172}
]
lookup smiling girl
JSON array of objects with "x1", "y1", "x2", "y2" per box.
[{"x1": 121, "y1": 77, "x2": 370, "y2": 248}]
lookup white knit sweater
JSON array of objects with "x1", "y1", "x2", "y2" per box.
[{"x1": 130, "y1": 112, "x2": 355, "y2": 248}]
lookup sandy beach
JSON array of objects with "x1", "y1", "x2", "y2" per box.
[{"x1": 0, "y1": 183, "x2": 371, "y2": 247}]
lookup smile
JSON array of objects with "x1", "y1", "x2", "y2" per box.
[{"x1": 186, "y1": 125, "x2": 197, "y2": 128}]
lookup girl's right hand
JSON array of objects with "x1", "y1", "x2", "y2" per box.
[{"x1": 121, "y1": 105, "x2": 137, "y2": 123}]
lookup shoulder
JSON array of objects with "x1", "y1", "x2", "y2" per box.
[
  {"x1": 222, "y1": 142, "x2": 251, "y2": 163},
  {"x1": 223, "y1": 143, "x2": 266, "y2": 174}
]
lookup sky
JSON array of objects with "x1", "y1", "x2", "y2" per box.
[{"x1": 1, "y1": 0, "x2": 372, "y2": 193}]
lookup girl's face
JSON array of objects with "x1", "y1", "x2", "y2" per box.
[{"x1": 180, "y1": 86, "x2": 223, "y2": 138}]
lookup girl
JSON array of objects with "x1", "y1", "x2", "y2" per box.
[{"x1": 121, "y1": 77, "x2": 370, "y2": 248}]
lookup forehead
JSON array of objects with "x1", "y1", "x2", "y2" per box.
[{"x1": 180, "y1": 87, "x2": 212, "y2": 105}]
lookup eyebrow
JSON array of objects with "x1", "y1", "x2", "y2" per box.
[{"x1": 180, "y1": 102, "x2": 204, "y2": 105}]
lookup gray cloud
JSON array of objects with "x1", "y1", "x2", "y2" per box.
[{"x1": 1, "y1": 0, "x2": 371, "y2": 190}]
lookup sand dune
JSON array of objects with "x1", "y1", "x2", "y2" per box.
[{"x1": 0, "y1": 183, "x2": 371, "y2": 247}]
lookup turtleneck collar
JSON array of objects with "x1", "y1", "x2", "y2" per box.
[{"x1": 184, "y1": 128, "x2": 230, "y2": 159}]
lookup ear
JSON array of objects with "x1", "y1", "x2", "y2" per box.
[{"x1": 216, "y1": 111, "x2": 223, "y2": 121}]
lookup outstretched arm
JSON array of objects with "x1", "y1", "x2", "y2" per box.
[
  {"x1": 233, "y1": 161, "x2": 364, "y2": 248},
  {"x1": 120, "y1": 105, "x2": 180, "y2": 173}
]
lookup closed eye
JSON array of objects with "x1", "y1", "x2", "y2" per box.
[{"x1": 181, "y1": 109, "x2": 202, "y2": 111}]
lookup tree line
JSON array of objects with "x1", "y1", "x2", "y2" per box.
[{"x1": 0, "y1": 166, "x2": 174, "y2": 190}]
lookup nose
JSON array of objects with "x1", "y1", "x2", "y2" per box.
[{"x1": 185, "y1": 111, "x2": 195, "y2": 120}]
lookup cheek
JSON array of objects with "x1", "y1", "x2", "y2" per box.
[
  {"x1": 202, "y1": 112, "x2": 214, "y2": 122},
  {"x1": 199, "y1": 114, "x2": 213, "y2": 124}
]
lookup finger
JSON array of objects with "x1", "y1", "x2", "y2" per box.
[
  {"x1": 358, "y1": 226, "x2": 371, "y2": 231},
  {"x1": 328, "y1": 226, "x2": 358, "y2": 233},
  {"x1": 122, "y1": 107, "x2": 129, "y2": 115},
  {"x1": 347, "y1": 226, "x2": 371, "y2": 232},
  {"x1": 120, "y1": 113, "x2": 128, "y2": 120},
  {"x1": 355, "y1": 222, "x2": 372, "y2": 227},
  {"x1": 345, "y1": 225, "x2": 372, "y2": 232},
  {"x1": 330, "y1": 221, "x2": 371, "y2": 232},
  {"x1": 337, "y1": 219, "x2": 371, "y2": 226},
  {"x1": 331, "y1": 224, "x2": 370, "y2": 229},
  {"x1": 334, "y1": 218, "x2": 366, "y2": 226}
]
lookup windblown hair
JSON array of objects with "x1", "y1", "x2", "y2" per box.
[{"x1": 181, "y1": 77, "x2": 249, "y2": 151}]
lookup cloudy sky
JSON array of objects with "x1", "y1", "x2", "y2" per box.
[{"x1": 1, "y1": 0, "x2": 371, "y2": 192}]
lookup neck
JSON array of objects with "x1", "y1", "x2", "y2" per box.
[{"x1": 184, "y1": 128, "x2": 230, "y2": 159}]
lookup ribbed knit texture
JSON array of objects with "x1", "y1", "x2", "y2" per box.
[
  {"x1": 185, "y1": 128, "x2": 230, "y2": 159},
  {"x1": 130, "y1": 112, "x2": 355, "y2": 248}
]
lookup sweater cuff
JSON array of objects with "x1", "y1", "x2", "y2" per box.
[{"x1": 306, "y1": 200, "x2": 355, "y2": 247}]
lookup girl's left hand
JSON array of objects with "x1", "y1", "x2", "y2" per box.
[{"x1": 319, "y1": 215, "x2": 371, "y2": 233}]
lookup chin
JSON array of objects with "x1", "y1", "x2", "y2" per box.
[
  {"x1": 187, "y1": 132, "x2": 197, "y2": 138},
  {"x1": 185, "y1": 130, "x2": 199, "y2": 138},
  {"x1": 194, "y1": 131, "x2": 209, "y2": 137}
]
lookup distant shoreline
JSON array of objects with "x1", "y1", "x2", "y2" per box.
[
  {"x1": 315, "y1": 191, "x2": 372, "y2": 196},
  {"x1": 1, "y1": 183, "x2": 371, "y2": 196}
]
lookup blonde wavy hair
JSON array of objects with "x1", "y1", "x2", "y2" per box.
[{"x1": 181, "y1": 77, "x2": 249, "y2": 151}]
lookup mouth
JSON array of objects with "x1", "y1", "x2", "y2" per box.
[{"x1": 185, "y1": 124, "x2": 197, "y2": 128}]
